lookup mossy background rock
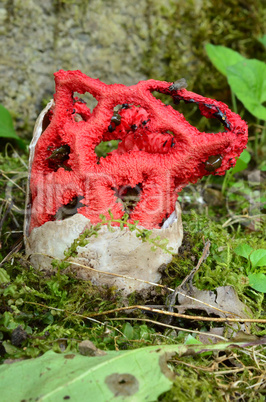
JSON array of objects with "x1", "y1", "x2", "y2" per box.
[{"x1": 0, "y1": 0, "x2": 265, "y2": 137}]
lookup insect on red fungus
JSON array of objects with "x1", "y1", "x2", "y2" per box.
[{"x1": 27, "y1": 70, "x2": 248, "y2": 234}]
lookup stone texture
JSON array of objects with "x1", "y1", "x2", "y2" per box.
[
  {"x1": 0, "y1": 0, "x2": 148, "y2": 131},
  {"x1": 0, "y1": 0, "x2": 263, "y2": 135}
]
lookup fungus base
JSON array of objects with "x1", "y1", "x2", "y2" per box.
[{"x1": 25, "y1": 204, "x2": 183, "y2": 295}]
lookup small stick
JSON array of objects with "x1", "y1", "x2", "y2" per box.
[
  {"x1": 24, "y1": 301, "x2": 266, "y2": 324},
  {"x1": 166, "y1": 239, "x2": 211, "y2": 314},
  {"x1": 110, "y1": 317, "x2": 228, "y2": 341},
  {"x1": 87, "y1": 305, "x2": 266, "y2": 324},
  {"x1": 30, "y1": 252, "x2": 236, "y2": 316},
  {"x1": 0, "y1": 200, "x2": 14, "y2": 232},
  {"x1": 0, "y1": 238, "x2": 23, "y2": 266}
]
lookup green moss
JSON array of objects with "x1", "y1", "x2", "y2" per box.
[
  {"x1": 142, "y1": 0, "x2": 265, "y2": 98},
  {"x1": 166, "y1": 210, "x2": 265, "y2": 314},
  {"x1": 160, "y1": 351, "x2": 266, "y2": 401},
  {"x1": 0, "y1": 260, "x2": 125, "y2": 361},
  {"x1": 160, "y1": 366, "x2": 223, "y2": 401}
]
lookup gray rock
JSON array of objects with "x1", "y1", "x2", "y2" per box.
[{"x1": 0, "y1": 0, "x2": 148, "y2": 130}]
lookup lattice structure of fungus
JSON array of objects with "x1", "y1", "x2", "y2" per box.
[{"x1": 28, "y1": 70, "x2": 248, "y2": 232}]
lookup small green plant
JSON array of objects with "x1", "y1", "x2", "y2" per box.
[
  {"x1": 51, "y1": 223, "x2": 103, "y2": 274},
  {"x1": 258, "y1": 34, "x2": 266, "y2": 49},
  {"x1": 0, "y1": 104, "x2": 25, "y2": 149},
  {"x1": 205, "y1": 44, "x2": 266, "y2": 120},
  {"x1": 50, "y1": 210, "x2": 174, "y2": 273},
  {"x1": 63, "y1": 224, "x2": 102, "y2": 259},
  {"x1": 99, "y1": 210, "x2": 173, "y2": 254},
  {"x1": 221, "y1": 148, "x2": 251, "y2": 194},
  {"x1": 234, "y1": 244, "x2": 266, "y2": 293},
  {"x1": 205, "y1": 43, "x2": 266, "y2": 160},
  {"x1": 121, "y1": 322, "x2": 155, "y2": 341}
]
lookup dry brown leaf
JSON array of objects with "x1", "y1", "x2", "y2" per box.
[{"x1": 177, "y1": 285, "x2": 253, "y2": 339}]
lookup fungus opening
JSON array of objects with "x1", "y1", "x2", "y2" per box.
[
  {"x1": 73, "y1": 92, "x2": 97, "y2": 113},
  {"x1": 97, "y1": 101, "x2": 176, "y2": 156},
  {"x1": 46, "y1": 144, "x2": 72, "y2": 172},
  {"x1": 55, "y1": 196, "x2": 84, "y2": 221},
  {"x1": 152, "y1": 91, "x2": 225, "y2": 133},
  {"x1": 113, "y1": 184, "x2": 142, "y2": 214},
  {"x1": 71, "y1": 93, "x2": 94, "y2": 123},
  {"x1": 176, "y1": 99, "x2": 226, "y2": 133},
  {"x1": 95, "y1": 140, "x2": 120, "y2": 159}
]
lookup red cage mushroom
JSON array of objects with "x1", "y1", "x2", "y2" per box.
[{"x1": 27, "y1": 70, "x2": 248, "y2": 233}]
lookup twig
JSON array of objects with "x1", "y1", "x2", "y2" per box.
[
  {"x1": 166, "y1": 239, "x2": 211, "y2": 315},
  {"x1": 0, "y1": 198, "x2": 22, "y2": 213},
  {"x1": 4, "y1": 143, "x2": 28, "y2": 169},
  {"x1": 222, "y1": 214, "x2": 264, "y2": 228},
  {"x1": 0, "y1": 237, "x2": 23, "y2": 267},
  {"x1": 24, "y1": 301, "x2": 126, "y2": 338},
  {"x1": 144, "y1": 303, "x2": 235, "y2": 317},
  {"x1": 0, "y1": 170, "x2": 25, "y2": 192},
  {"x1": 30, "y1": 253, "x2": 175, "y2": 292},
  {"x1": 171, "y1": 359, "x2": 262, "y2": 375},
  {"x1": 110, "y1": 317, "x2": 228, "y2": 341},
  {"x1": 0, "y1": 200, "x2": 14, "y2": 232},
  {"x1": 87, "y1": 305, "x2": 266, "y2": 324},
  {"x1": 29, "y1": 253, "x2": 247, "y2": 317}
]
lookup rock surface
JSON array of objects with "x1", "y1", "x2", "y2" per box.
[
  {"x1": 0, "y1": 0, "x2": 148, "y2": 129},
  {"x1": 1, "y1": 0, "x2": 263, "y2": 135}
]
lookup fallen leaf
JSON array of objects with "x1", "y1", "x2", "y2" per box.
[
  {"x1": 177, "y1": 285, "x2": 253, "y2": 338},
  {"x1": 1, "y1": 341, "x2": 265, "y2": 401}
]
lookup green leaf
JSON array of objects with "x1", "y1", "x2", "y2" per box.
[
  {"x1": 0, "y1": 104, "x2": 25, "y2": 148},
  {"x1": 205, "y1": 44, "x2": 245, "y2": 76},
  {"x1": 227, "y1": 59, "x2": 266, "y2": 120},
  {"x1": 1, "y1": 342, "x2": 264, "y2": 401},
  {"x1": 250, "y1": 249, "x2": 266, "y2": 269},
  {"x1": 258, "y1": 34, "x2": 266, "y2": 48},
  {"x1": 259, "y1": 161, "x2": 266, "y2": 171},
  {"x1": 234, "y1": 243, "x2": 253, "y2": 260},
  {"x1": 139, "y1": 325, "x2": 150, "y2": 340},
  {"x1": 0, "y1": 268, "x2": 10, "y2": 283},
  {"x1": 184, "y1": 335, "x2": 202, "y2": 345},
  {"x1": 248, "y1": 273, "x2": 266, "y2": 293},
  {"x1": 231, "y1": 149, "x2": 251, "y2": 174},
  {"x1": 0, "y1": 104, "x2": 20, "y2": 140},
  {"x1": 122, "y1": 322, "x2": 134, "y2": 340}
]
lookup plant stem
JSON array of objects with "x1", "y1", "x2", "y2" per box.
[
  {"x1": 231, "y1": 91, "x2": 238, "y2": 114},
  {"x1": 254, "y1": 118, "x2": 260, "y2": 156},
  {"x1": 260, "y1": 120, "x2": 266, "y2": 146},
  {"x1": 222, "y1": 170, "x2": 233, "y2": 195}
]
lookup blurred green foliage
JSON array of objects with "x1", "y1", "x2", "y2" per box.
[{"x1": 142, "y1": 0, "x2": 265, "y2": 100}]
